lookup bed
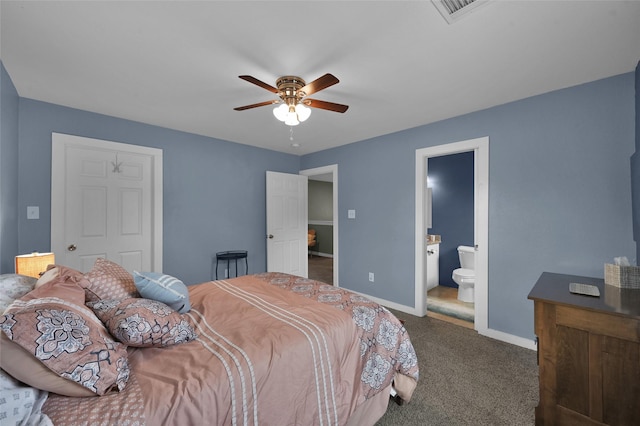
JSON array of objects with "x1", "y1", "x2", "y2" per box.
[{"x1": 0, "y1": 260, "x2": 419, "y2": 425}]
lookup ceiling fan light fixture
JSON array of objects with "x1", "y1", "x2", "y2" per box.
[
  {"x1": 284, "y1": 111, "x2": 300, "y2": 126},
  {"x1": 273, "y1": 103, "x2": 288, "y2": 121},
  {"x1": 295, "y1": 103, "x2": 311, "y2": 122}
]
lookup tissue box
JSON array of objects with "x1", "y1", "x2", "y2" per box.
[{"x1": 604, "y1": 263, "x2": 640, "y2": 289}]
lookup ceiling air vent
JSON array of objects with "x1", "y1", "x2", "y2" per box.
[{"x1": 432, "y1": 0, "x2": 490, "y2": 24}]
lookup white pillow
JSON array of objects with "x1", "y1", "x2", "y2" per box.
[
  {"x1": 0, "y1": 369, "x2": 53, "y2": 426},
  {"x1": 0, "y1": 274, "x2": 36, "y2": 314}
]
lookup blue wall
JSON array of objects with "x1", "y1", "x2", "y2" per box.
[
  {"x1": 0, "y1": 63, "x2": 20, "y2": 273},
  {"x1": 6, "y1": 76, "x2": 299, "y2": 284},
  {"x1": 429, "y1": 151, "x2": 474, "y2": 288},
  {"x1": 2, "y1": 58, "x2": 636, "y2": 341},
  {"x1": 301, "y1": 72, "x2": 636, "y2": 339}
]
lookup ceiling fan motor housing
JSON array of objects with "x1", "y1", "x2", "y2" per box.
[{"x1": 276, "y1": 76, "x2": 306, "y2": 107}]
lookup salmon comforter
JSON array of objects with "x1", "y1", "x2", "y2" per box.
[{"x1": 42, "y1": 273, "x2": 419, "y2": 425}]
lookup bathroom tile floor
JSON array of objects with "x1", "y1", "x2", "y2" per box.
[{"x1": 427, "y1": 285, "x2": 474, "y2": 328}]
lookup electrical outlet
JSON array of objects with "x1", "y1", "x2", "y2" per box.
[{"x1": 369, "y1": 272, "x2": 374, "y2": 282}]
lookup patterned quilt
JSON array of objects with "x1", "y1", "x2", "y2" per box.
[{"x1": 253, "y1": 272, "x2": 419, "y2": 400}]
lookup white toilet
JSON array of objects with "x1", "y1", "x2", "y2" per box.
[{"x1": 452, "y1": 245, "x2": 475, "y2": 303}]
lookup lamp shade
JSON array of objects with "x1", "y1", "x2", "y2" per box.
[
  {"x1": 15, "y1": 252, "x2": 55, "y2": 278},
  {"x1": 273, "y1": 104, "x2": 289, "y2": 121},
  {"x1": 295, "y1": 104, "x2": 311, "y2": 122}
]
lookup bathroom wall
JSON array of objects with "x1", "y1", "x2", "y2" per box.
[
  {"x1": 308, "y1": 180, "x2": 333, "y2": 255},
  {"x1": 428, "y1": 152, "x2": 475, "y2": 288}
]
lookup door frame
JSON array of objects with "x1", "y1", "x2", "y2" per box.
[
  {"x1": 299, "y1": 164, "x2": 339, "y2": 287},
  {"x1": 51, "y1": 133, "x2": 163, "y2": 271},
  {"x1": 415, "y1": 137, "x2": 489, "y2": 333}
]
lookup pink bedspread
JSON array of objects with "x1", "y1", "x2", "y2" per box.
[
  {"x1": 254, "y1": 273, "x2": 419, "y2": 400},
  {"x1": 42, "y1": 273, "x2": 418, "y2": 425}
]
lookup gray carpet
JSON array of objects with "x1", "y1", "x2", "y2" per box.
[{"x1": 376, "y1": 312, "x2": 539, "y2": 425}]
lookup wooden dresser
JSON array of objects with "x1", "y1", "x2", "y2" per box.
[{"x1": 528, "y1": 272, "x2": 640, "y2": 425}]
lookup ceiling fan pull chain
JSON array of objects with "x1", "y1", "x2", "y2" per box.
[{"x1": 290, "y1": 127, "x2": 294, "y2": 141}]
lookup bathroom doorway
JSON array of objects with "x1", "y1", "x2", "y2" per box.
[
  {"x1": 426, "y1": 151, "x2": 475, "y2": 328},
  {"x1": 415, "y1": 137, "x2": 488, "y2": 333},
  {"x1": 300, "y1": 165, "x2": 338, "y2": 286}
]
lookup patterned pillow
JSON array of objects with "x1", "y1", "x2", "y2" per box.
[
  {"x1": 0, "y1": 277, "x2": 130, "y2": 396},
  {"x1": 133, "y1": 271, "x2": 191, "y2": 313},
  {"x1": 0, "y1": 274, "x2": 37, "y2": 314},
  {"x1": 36, "y1": 265, "x2": 86, "y2": 289},
  {"x1": 89, "y1": 298, "x2": 197, "y2": 348},
  {"x1": 1, "y1": 333, "x2": 95, "y2": 398},
  {"x1": 83, "y1": 258, "x2": 139, "y2": 303},
  {"x1": 19, "y1": 274, "x2": 86, "y2": 305}
]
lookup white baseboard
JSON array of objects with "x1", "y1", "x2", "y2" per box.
[
  {"x1": 479, "y1": 328, "x2": 536, "y2": 351},
  {"x1": 350, "y1": 291, "x2": 537, "y2": 351}
]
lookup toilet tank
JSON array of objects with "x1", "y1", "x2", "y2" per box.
[{"x1": 457, "y1": 245, "x2": 475, "y2": 270}]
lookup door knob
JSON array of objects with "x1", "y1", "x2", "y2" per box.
[
  {"x1": 267, "y1": 234, "x2": 274, "y2": 239},
  {"x1": 67, "y1": 244, "x2": 77, "y2": 251}
]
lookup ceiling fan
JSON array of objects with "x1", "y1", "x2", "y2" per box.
[{"x1": 234, "y1": 73, "x2": 349, "y2": 126}]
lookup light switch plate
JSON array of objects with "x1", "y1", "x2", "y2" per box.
[
  {"x1": 348, "y1": 209, "x2": 356, "y2": 219},
  {"x1": 27, "y1": 206, "x2": 39, "y2": 220}
]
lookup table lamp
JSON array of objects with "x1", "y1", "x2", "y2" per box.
[{"x1": 15, "y1": 252, "x2": 55, "y2": 278}]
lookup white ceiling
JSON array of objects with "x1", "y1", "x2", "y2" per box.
[{"x1": 2, "y1": 1, "x2": 639, "y2": 155}]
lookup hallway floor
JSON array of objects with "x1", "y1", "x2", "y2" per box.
[{"x1": 308, "y1": 255, "x2": 333, "y2": 285}]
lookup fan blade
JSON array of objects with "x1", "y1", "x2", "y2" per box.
[
  {"x1": 234, "y1": 100, "x2": 278, "y2": 111},
  {"x1": 300, "y1": 74, "x2": 339, "y2": 96},
  {"x1": 305, "y1": 99, "x2": 349, "y2": 113},
  {"x1": 238, "y1": 75, "x2": 278, "y2": 93}
]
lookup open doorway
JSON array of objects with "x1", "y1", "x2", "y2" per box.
[
  {"x1": 300, "y1": 165, "x2": 339, "y2": 286},
  {"x1": 426, "y1": 152, "x2": 475, "y2": 328},
  {"x1": 415, "y1": 137, "x2": 488, "y2": 333}
]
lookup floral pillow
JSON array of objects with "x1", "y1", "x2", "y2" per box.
[
  {"x1": 0, "y1": 276, "x2": 130, "y2": 396},
  {"x1": 82, "y1": 258, "x2": 140, "y2": 303},
  {"x1": 89, "y1": 298, "x2": 197, "y2": 348}
]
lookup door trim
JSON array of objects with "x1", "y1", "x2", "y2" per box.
[
  {"x1": 51, "y1": 133, "x2": 163, "y2": 271},
  {"x1": 300, "y1": 164, "x2": 339, "y2": 287},
  {"x1": 415, "y1": 137, "x2": 489, "y2": 334}
]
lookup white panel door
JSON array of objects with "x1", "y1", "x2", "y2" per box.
[
  {"x1": 266, "y1": 171, "x2": 308, "y2": 277},
  {"x1": 51, "y1": 133, "x2": 163, "y2": 273}
]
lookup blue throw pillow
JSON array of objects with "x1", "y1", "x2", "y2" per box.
[{"x1": 132, "y1": 271, "x2": 191, "y2": 313}]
